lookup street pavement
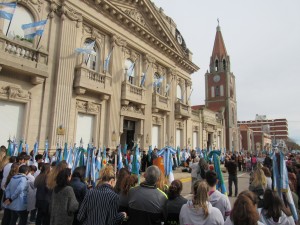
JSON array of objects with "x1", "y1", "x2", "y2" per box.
[{"x1": 173, "y1": 166, "x2": 250, "y2": 207}]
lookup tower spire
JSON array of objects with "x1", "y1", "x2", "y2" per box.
[{"x1": 211, "y1": 22, "x2": 227, "y2": 59}]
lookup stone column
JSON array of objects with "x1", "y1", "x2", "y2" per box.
[
  {"x1": 106, "y1": 35, "x2": 127, "y2": 148},
  {"x1": 49, "y1": 4, "x2": 82, "y2": 148},
  {"x1": 142, "y1": 54, "x2": 155, "y2": 149}
]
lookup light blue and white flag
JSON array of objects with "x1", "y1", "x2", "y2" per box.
[
  {"x1": 127, "y1": 62, "x2": 135, "y2": 77},
  {"x1": 104, "y1": 47, "x2": 114, "y2": 72},
  {"x1": 75, "y1": 41, "x2": 96, "y2": 56},
  {"x1": 0, "y1": 2, "x2": 17, "y2": 21},
  {"x1": 21, "y1": 20, "x2": 47, "y2": 39},
  {"x1": 153, "y1": 76, "x2": 164, "y2": 88}
]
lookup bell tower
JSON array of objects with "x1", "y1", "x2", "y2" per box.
[{"x1": 205, "y1": 23, "x2": 239, "y2": 152}]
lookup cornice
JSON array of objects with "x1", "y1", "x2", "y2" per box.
[{"x1": 77, "y1": 0, "x2": 199, "y2": 74}]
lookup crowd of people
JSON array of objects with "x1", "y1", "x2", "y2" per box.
[{"x1": 0, "y1": 143, "x2": 299, "y2": 225}]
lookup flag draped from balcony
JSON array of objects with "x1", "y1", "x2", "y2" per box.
[
  {"x1": 75, "y1": 41, "x2": 96, "y2": 56},
  {"x1": 104, "y1": 47, "x2": 114, "y2": 72},
  {"x1": 0, "y1": 2, "x2": 17, "y2": 20},
  {"x1": 21, "y1": 20, "x2": 47, "y2": 39},
  {"x1": 208, "y1": 150, "x2": 227, "y2": 195}
]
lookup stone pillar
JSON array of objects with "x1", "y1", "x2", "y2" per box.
[
  {"x1": 49, "y1": 5, "x2": 82, "y2": 148},
  {"x1": 106, "y1": 35, "x2": 127, "y2": 148},
  {"x1": 142, "y1": 54, "x2": 155, "y2": 149}
]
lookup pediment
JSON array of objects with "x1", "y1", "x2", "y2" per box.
[{"x1": 79, "y1": 0, "x2": 199, "y2": 73}]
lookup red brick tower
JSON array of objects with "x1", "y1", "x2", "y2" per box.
[{"x1": 205, "y1": 24, "x2": 239, "y2": 152}]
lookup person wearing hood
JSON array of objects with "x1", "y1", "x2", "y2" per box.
[
  {"x1": 4, "y1": 164, "x2": 29, "y2": 225},
  {"x1": 179, "y1": 180, "x2": 224, "y2": 225},
  {"x1": 206, "y1": 170, "x2": 231, "y2": 220},
  {"x1": 258, "y1": 189, "x2": 295, "y2": 225}
]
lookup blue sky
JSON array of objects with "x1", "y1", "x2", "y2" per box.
[{"x1": 153, "y1": 0, "x2": 300, "y2": 144}]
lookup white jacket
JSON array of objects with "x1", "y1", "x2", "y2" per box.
[{"x1": 180, "y1": 200, "x2": 224, "y2": 225}]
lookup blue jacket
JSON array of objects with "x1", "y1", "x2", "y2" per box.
[{"x1": 5, "y1": 174, "x2": 28, "y2": 211}]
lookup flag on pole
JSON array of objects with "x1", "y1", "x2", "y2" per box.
[
  {"x1": 21, "y1": 20, "x2": 47, "y2": 39},
  {"x1": 117, "y1": 145, "x2": 123, "y2": 170},
  {"x1": 33, "y1": 141, "x2": 38, "y2": 164},
  {"x1": 25, "y1": 142, "x2": 29, "y2": 155},
  {"x1": 0, "y1": 2, "x2": 17, "y2": 21},
  {"x1": 18, "y1": 139, "x2": 23, "y2": 154},
  {"x1": 75, "y1": 41, "x2": 96, "y2": 56},
  {"x1": 127, "y1": 62, "x2": 135, "y2": 78},
  {"x1": 44, "y1": 140, "x2": 50, "y2": 163},
  {"x1": 104, "y1": 47, "x2": 114, "y2": 72}
]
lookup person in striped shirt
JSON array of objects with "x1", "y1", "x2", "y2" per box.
[{"x1": 77, "y1": 165, "x2": 126, "y2": 225}]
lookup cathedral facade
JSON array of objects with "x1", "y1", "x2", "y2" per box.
[{"x1": 0, "y1": 0, "x2": 225, "y2": 151}]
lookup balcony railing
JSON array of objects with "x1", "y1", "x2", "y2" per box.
[
  {"x1": 175, "y1": 101, "x2": 191, "y2": 119},
  {"x1": 152, "y1": 92, "x2": 171, "y2": 112},
  {"x1": 121, "y1": 81, "x2": 146, "y2": 105},
  {"x1": 0, "y1": 34, "x2": 48, "y2": 84},
  {"x1": 74, "y1": 66, "x2": 112, "y2": 97}
]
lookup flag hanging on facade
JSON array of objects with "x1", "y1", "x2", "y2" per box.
[
  {"x1": 21, "y1": 20, "x2": 47, "y2": 39},
  {"x1": 127, "y1": 62, "x2": 135, "y2": 77},
  {"x1": 0, "y1": 2, "x2": 17, "y2": 21},
  {"x1": 188, "y1": 88, "x2": 193, "y2": 101},
  {"x1": 75, "y1": 41, "x2": 96, "y2": 56},
  {"x1": 103, "y1": 47, "x2": 114, "y2": 72}
]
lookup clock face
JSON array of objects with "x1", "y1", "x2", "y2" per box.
[
  {"x1": 213, "y1": 74, "x2": 220, "y2": 83},
  {"x1": 177, "y1": 34, "x2": 183, "y2": 45}
]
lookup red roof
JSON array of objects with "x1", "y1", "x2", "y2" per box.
[
  {"x1": 191, "y1": 105, "x2": 205, "y2": 110},
  {"x1": 211, "y1": 26, "x2": 228, "y2": 59}
]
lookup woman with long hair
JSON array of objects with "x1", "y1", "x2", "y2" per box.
[
  {"x1": 261, "y1": 166, "x2": 272, "y2": 189},
  {"x1": 165, "y1": 180, "x2": 187, "y2": 225},
  {"x1": 34, "y1": 163, "x2": 51, "y2": 225},
  {"x1": 50, "y1": 168, "x2": 78, "y2": 225},
  {"x1": 225, "y1": 190, "x2": 264, "y2": 225},
  {"x1": 249, "y1": 164, "x2": 267, "y2": 207},
  {"x1": 114, "y1": 167, "x2": 130, "y2": 194},
  {"x1": 46, "y1": 160, "x2": 68, "y2": 190},
  {"x1": 179, "y1": 180, "x2": 224, "y2": 225},
  {"x1": 118, "y1": 174, "x2": 138, "y2": 225},
  {"x1": 258, "y1": 189, "x2": 295, "y2": 225},
  {"x1": 70, "y1": 166, "x2": 87, "y2": 225},
  {"x1": 78, "y1": 165, "x2": 126, "y2": 225},
  {"x1": 156, "y1": 170, "x2": 169, "y2": 194}
]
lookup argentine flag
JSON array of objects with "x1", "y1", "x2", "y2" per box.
[
  {"x1": 104, "y1": 47, "x2": 113, "y2": 72},
  {"x1": 75, "y1": 41, "x2": 96, "y2": 56},
  {"x1": 21, "y1": 20, "x2": 47, "y2": 39},
  {"x1": 0, "y1": 2, "x2": 17, "y2": 21}
]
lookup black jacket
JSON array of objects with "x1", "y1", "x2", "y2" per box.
[
  {"x1": 70, "y1": 177, "x2": 87, "y2": 204},
  {"x1": 226, "y1": 160, "x2": 237, "y2": 175},
  {"x1": 165, "y1": 196, "x2": 187, "y2": 225},
  {"x1": 127, "y1": 183, "x2": 167, "y2": 225}
]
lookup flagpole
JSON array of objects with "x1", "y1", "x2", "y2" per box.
[
  {"x1": 36, "y1": 14, "x2": 50, "y2": 49},
  {"x1": 140, "y1": 64, "x2": 149, "y2": 87},
  {"x1": 5, "y1": 0, "x2": 18, "y2": 36}
]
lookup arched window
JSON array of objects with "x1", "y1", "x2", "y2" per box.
[
  {"x1": 83, "y1": 39, "x2": 99, "y2": 71},
  {"x1": 215, "y1": 59, "x2": 219, "y2": 71},
  {"x1": 215, "y1": 86, "x2": 220, "y2": 97},
  {"x1": 3, "y1": 5, "x2": 34, "y2": 40},
  {"x1": 176, "y1": 84, "x2": 182, "y2": 100},
  {"x1": 223, "y1": 59, "x2": 226, "y2": 70},
  {"x1": 125, "y1": 59, "x2": 135, "y2": 84},
  {"x1": 153, "y1": 73, "x2": 162, "y2": 94}
]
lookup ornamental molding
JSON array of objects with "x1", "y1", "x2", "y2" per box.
[
  {"x1": 111, "y1": 34, "x2": 127, "y2": 48},
  {"x1": 122, "y1": 8, "x2": 147, "y2": 28},
  {"x1": 121, "y1": 103, "x2": 143, "y2": 115},
  {"x1": 144, "y1": 54, "x2": 155, "y2": 64},
  {"x1": 0, "y1": 85, "x2": 31, "y2": 100},
  {"x1": 76, "y1": 100, "x2": 100, "y2": 113},
  {"x1": 152, "y1": 116, "x2": 163, "y2": 125},
  {"x1": 58, "y1": 3, "x2": 83, "y2": 28},
  {"x1": 82, "y1": 24, "x2": 105, "y2": 42},
  {"x1": 19, "y1": 0, "x2": 43, "y2": 12},
  {"x1": 192, "y1": 125, "x2": 199, "y2": 132},
  {"x1": 175, "y1": 121, "x2": 184, "y2": 129}
]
